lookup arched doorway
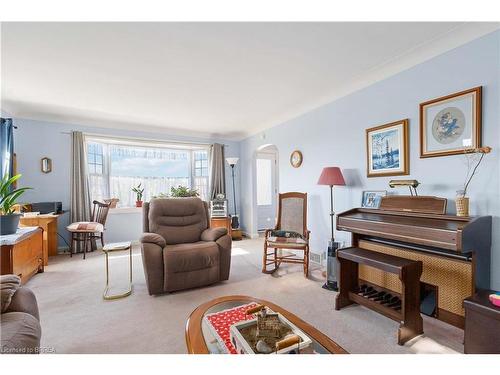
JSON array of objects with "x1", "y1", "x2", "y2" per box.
[{"x1": 254, "y1": 144, "x2": 279, "y2": 232}]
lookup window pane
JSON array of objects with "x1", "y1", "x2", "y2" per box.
[{"x1": 256, "y1": 159, "x2": 272, "y2": 206}]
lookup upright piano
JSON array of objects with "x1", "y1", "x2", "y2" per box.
[{"x1": 336, "y1": 196, "x2": 492, "y2": 328}]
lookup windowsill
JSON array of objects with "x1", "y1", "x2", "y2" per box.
[{"x1": 108, "y1": 207, "x2": 143, "y2": 214}]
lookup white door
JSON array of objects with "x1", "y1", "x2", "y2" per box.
[{"x1": 256, "y1": 152, "x2": 277, "y2": 231}]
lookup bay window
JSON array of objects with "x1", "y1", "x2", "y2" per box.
[{"x1": 86, "y1": 137, "x2": 209, "y2": 207}]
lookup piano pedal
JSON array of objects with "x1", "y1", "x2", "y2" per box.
[
  {"x1": 369, "y1": 292, "x2": 385, "y2": 301},
  {"x1": 372, "y1": 292, "x2": 388, "y2": 302},
  {"x1": 356, "y1": 284, "x2": 368, "y2": 295},
  {"x1": 382, "y1": 296, "x2": 400, "y2": 306},
  {"x1": 387, "y1": 299, "x2": 401, "y2": 309},
  {"x1": 379, "y1": 294, "x2": 393, "y2": 304},
  {"x1": 363, "y1": 289, "x2": 378, "y2": 298}
]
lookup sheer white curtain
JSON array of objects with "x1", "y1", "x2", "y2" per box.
[
  {"x1": 87, "y1": 141, "x2": 210, "y2": 207},
  {"x1": 108, "y1": 144, "x2": 190, "y2": 207}
]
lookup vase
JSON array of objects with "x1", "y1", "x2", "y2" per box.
[
  {"x1": 456, "y1": 195, "x2": 469, "y2": 217},
  {"x1": 0, "y1": 213, "x2": 22, "y2": 235},
  {"x1": 136, "y1": 200, "x2": 143, "y2": 208}
]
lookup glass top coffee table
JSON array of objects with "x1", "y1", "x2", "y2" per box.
[{"x1": 185, "y1": 295, "x2": 348, "y2": 354}]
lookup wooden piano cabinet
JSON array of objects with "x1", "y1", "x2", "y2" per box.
[
  {"x1": 337, "y1": 198, "x2": 492, "y2": 330},
  {"x1": 1, "y1": 228, "x2": 44, "y2": 284}
]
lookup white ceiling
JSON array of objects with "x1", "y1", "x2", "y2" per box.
[{"x1": 1, "y1": 22, "x2": 499, "y2": 140}]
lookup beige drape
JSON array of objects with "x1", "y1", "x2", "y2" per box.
[
  {"x1": 70, "y1": 131, "x2": 91, "y2": 223},
  {"x1": 209, "y1": 143, "x2": 226, "y2": 200}
]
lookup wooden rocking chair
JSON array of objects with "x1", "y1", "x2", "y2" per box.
[{"x1": 262, "y1": 192, "x2": 310, "y2": 277}]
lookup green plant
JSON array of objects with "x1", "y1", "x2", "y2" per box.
[
  {"x1": 170, "y1": 185, "x2": 199, "y2": 197},
  {"x1": 131, "y1": 183, "x2": 145, "y2": 202},
  {"x1": 0, "y1": 174, "x2": 32, "y2": 215}
]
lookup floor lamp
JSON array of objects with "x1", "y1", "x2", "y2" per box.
[
  {"x1": 317, "y1": 167, "x2": 346, "y2": 291},
  {"x1": 226, "y1": 157, "x2": 240, "y2": 229}
]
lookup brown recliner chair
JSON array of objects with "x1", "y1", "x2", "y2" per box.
[{"x1": 141, "y1": 197, "x2": 232, "y2": 295}]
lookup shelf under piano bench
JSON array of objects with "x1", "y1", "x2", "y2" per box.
[{"x1": 335, "y1": 247, "x2": 423, "y2": 345}]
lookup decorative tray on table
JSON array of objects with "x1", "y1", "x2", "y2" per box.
[{"x1": 204, "y1": 303, "x2": 312, "y2": 354}]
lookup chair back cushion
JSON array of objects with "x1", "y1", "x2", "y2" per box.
[
  {"x1": 276, "y1": 192, "x2": 307, "y2": 235},
  {"x1": 147, "y1": 197, "x2": 209, "y2": 245}
]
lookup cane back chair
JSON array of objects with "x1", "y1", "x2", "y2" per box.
[{"x1": 262, "y1": 192, "x2": 310, "y2": 277}]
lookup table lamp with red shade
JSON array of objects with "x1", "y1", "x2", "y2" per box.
[{"x1": 317, "y1": 167, "x2": 346, "y2": 291}]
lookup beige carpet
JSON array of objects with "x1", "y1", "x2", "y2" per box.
[{"x1": 25, "y1": 238, "x2": 464, "y2": 354}]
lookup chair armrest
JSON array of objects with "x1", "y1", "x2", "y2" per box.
[
  {"x1": 140, "y1": 232, "x2": 166, "y2": 248},
  {"x1": 4, "y1": 287, "x2": 40, "y2": 321},
  {"x1": 201, "y1": 227, "x2": 227, "y2": 242}
]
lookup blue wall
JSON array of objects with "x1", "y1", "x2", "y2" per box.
[
  {"x1": 13, "y1": 118, "x2": 241, "y2": 246},
  {"x1": 240, "y1": 30, "x2": 500, "y2": 289}
]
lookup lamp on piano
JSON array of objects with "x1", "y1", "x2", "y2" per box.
[{"x1": 317, "y1": 167, "x2": 346, "y2": 291}]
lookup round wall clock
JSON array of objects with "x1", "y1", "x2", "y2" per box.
[{"x1": 290, "y1": 150, "x2": 303, "y2": 168}]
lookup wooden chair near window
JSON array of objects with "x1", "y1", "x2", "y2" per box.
[
  {"x1": 66, "y1": 200, "x2": 111, "y2": 259},
  {"x1": 262, "y1": 192, "x2": 310, "y2": 277}
]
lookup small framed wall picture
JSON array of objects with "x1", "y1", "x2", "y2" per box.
[
  {"x1": 366, "y1": 119, "x2": 409, "y2": 177},
  {"x1": 420, "y1": 86, "x2": 482, "y2": 158},
  {"x1": 361, "y1": 190, "x2": 387, "y2": 209},
  {"x1": 290, "y1": 150, "x2": 303, "y2": 168}
]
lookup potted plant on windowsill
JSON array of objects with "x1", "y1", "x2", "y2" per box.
[
  {"x1": 132, "y1": 183, "x2": 145, "y2": 208},
  {"x1": 0, "y1": 174, "x2": 32, "y2": 235}
]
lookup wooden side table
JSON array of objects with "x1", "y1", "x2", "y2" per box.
[
  {"x1": 102, "y1": 242, "x2": 133, "y2": 300},
  {"x1": 210, "y1": 217, "x2": 232, "y2": 236},
  {"x1": 464, "y1": 289, "x2": 500, "y2": 354}
]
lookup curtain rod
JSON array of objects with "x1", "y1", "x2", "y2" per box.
[{"x1": 60, "y1": 131, "x2": 229, "y2": 147}]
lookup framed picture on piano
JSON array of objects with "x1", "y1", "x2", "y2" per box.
[
  {"x1": 361, "y1": 190, "x2": 387, "y2": 209},
  {"x1": 366, "y1": 119, "x2": 409, "y2": 177}
]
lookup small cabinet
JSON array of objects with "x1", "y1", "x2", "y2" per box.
[{"x1": 210, "y1": 217, "x2": 232, "y2": 237}]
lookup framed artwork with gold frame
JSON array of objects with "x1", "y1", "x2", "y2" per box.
[
  {"x1": 366, "y1": 119, "x2": 409, "y2": 178},
  {"x1": 419, "y1": 86, "x2": 482, "y2": 158},
  {"x1": 290, "y1": 150, "x2": 303, "y2": 168}
]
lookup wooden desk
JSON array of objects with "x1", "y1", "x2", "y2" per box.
[
  {"x1": 20, "y1": 214, "x2": 62, "y2": 266},
  {"x1": 1, "y1": 227, "x2": 44, "y2": 284}
]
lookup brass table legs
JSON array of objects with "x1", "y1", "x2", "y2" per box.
[{"x1": 102, "y1": 242, "x2": 133, "y2": 300}]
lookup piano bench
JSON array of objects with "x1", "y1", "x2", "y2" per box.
[{"x1": 335, "y1": 247, "x2": 424, "y2": 345}]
